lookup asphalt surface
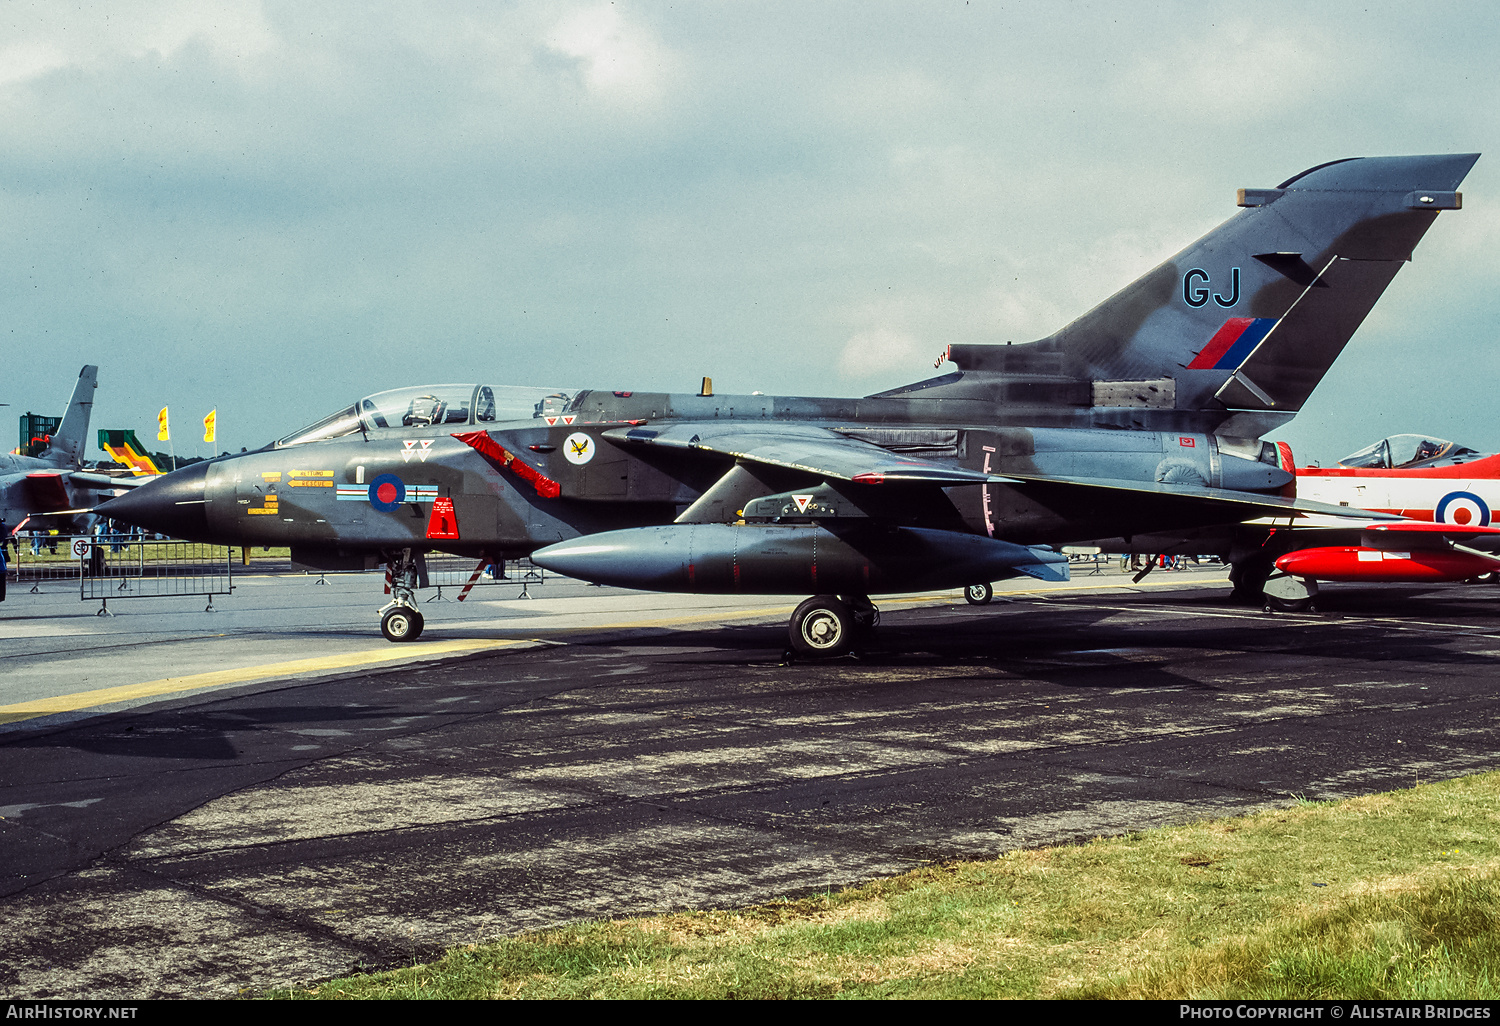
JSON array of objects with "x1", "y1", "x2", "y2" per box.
[{"x1": 4, "y1": 571, "x2": 1500, "y2": 998}]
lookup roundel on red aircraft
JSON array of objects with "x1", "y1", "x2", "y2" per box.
[
  {"x1": 368, "y1": 473, "x2": 407, "y2": 512},
  {"x1": 1435, "y1": 490, "x2": 1490, "y2": 527}
]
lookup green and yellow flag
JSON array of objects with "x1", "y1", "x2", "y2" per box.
[{"x1": 203, "y1": 409, "x2": 217, "y2": 444}]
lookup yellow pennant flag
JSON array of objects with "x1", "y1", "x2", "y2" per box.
[
  {"x1": 203, "y1": 409, "x2": 217, "y2": 444},
  {"x1": 157, "y1": 406, "x2": 170, "y2": 442}
]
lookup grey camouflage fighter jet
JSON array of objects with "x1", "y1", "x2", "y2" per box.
[{"x1": 100, "y1": 154, "x2": 1477, "y2": 652}]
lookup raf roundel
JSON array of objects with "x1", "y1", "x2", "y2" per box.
[
  {"x1": 368, "y1": 473, "x2": 408, "y2": 513},
  {"x1": 564, "y1": 432, "x2": 596, "y2": 466},
  {"x1": 1435, "y1": 490, "x2": 1490, "y2": 527}
]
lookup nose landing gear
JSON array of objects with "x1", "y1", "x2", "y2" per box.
[{"x1": 379, "y1": 548, "x2": 425, "y2": 642}]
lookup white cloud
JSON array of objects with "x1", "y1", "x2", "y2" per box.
[
  {"x1": 1116, "y1": 17, "x2": 1332, "y2": 121},
  {"x1": 0, "y1": 1, "x2": 278, "y2": 88},
  {"x1": 837, "y1": 327, "x2": 929, "y2": 381},
  {"x1": 545, "y1": 3, "x2": 673, "y2": 108},
  {"x1": 0, "y1": 41, "x2": 70, "y2": 87}
]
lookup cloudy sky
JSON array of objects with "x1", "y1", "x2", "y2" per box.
[{"x1": 3, "y1": 0, "x2": 1497, "y2": 464}]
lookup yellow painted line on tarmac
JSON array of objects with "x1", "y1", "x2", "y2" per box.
[{"x1": 0, "y1": 639, "x2": 533, "y2": 725}]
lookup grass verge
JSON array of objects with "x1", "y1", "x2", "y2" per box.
[{"x1": 271, "y1": 771, "x2": 1500, "y2": 999}]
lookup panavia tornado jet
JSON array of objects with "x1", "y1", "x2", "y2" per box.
[
  {"x1": 99, "y1": 154, "x2": 1477, "y2": 652},
  {"x1": 1, "y1": 366, "x2": 145, "y2": 541}
]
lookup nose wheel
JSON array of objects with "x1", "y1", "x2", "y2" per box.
[
  {"x1": 965, "y1": 582, "x2": 993, "y2": 605},
  {"x1": 380, "y1": 548, "x2": 426, "y2": 642},
  {"x1": 381, "y1": 604, "x2": 424, "y2": 642}
]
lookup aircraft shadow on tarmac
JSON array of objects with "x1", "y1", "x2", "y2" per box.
[
  {"x1": 10, "y1": 587, "x2": 1500, "y2": 765},
  {"x1": 616, "y1": 591, "x2": 1500, "y2": 683},
  {"x1": 8, "y1": 703, "x2": 415, "y2": 761},
  {"x1": 1281, "y1": 582, "x2": 1500, "y2": 617}
]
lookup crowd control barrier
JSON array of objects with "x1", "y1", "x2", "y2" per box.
[{"x1": 75, "y1": 536, "x2": 233, "y2": 614}]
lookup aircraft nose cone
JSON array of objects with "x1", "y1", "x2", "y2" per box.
[
  {"x1": 532, "y1": 528, "x2": 694, "y2": 589},
  {"x1": 529, "y1": 536, "x2": 623, "y2": 582},
  {"x1": 97, "y1": 462, "x2": 211, "y2": 540},
  {"x1": 531, "y1": 534, "x2": 655, "y2": 587}
]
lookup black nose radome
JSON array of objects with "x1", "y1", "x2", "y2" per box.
[{"x1": 97, "y1": 462, "x2": 211, "y2": 540}]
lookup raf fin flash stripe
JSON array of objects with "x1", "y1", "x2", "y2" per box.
[{"x1": 1188, "y1": 317, "x2": 1277, "y2": 370}]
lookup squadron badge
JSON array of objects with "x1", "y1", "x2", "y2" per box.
[{"x1": 564, "y1": 432, "x2": 595, "y2": 465}]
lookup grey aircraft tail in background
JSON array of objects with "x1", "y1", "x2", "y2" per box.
[
  {"x1": 1, "y1": 366, "x2": 145, "y2": 542},
  {"x1": 99, "y1": 154, "x2": 1478, "y2": 651}
]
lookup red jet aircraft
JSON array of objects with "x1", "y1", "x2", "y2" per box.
[{"x1": 1259, "y1": 434, "x2": 1500, "y2": 610}]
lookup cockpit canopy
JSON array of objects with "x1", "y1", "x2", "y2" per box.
[
  {"x1": 275, "y1": 384, "x2": 578, "y2": 448},
  {"x1": 1338, "y1": 434, "x2": 1480, "y2": 470}
]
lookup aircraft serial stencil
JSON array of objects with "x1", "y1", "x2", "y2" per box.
[{"x1": 101, "y1": 154, "x2": 1477, "y2": 653}]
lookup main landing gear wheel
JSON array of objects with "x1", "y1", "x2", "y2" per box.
[
  {"x1": 1261, "y1": 571, "x2": 1317, "y2": 614},
  {"x1": 789, "y1": 595, "x2": 854, "y2": 658},
  {"x1": 1263, "y1": 594, "x2": 1314, "y2": 614},
  {"x1": 965, "y1": 582, "x2": 994, "y2": 605},
  {"x1": 381, "y1": 606, "x2": 424, "y2": 642}
]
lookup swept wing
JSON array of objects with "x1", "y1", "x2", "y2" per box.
[
  {"x1": 604, "y1": 420, "x2": 1394, "y2": 525},
  {"x1": 601, "y1": 422, "x2": 1004, "y2": 485}
]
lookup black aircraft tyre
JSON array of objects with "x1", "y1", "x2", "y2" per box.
[
  {"x1": 965, "y1": 582, "x2": 994, "y2": 605},
  {"x1": 1264, "y1": 593, "x2": 1315, "y2": 614},
  {"x1": 789, "y1": 596, "x2": 854, "y2": 658},
  {"x1": 1229, "y1": 555, "x2": 1272, "y2": 605},
  {"x1": 381, "y1": 606, "x2": 424, "y2": 643}
]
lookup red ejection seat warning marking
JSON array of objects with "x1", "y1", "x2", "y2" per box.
[
  {"x1": 426, "y1": 496, "x2": 460, "y2": 540},
  {"x1": 452, "y1": 431, "x2": 562, "y2": 499}
]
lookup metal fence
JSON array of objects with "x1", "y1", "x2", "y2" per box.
[
  {"x1": 424, "y1": 555, "x2": 547, "y2": 601},
  {"x1": 6, "y1": 535, "x2": 84, "y2": 592},
  {"x1": 4, "y1": 535, "x2": 232, "y2": 612},
  {"x1": 3, "y1": 536, "x2": 551, "y2": 609}
]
